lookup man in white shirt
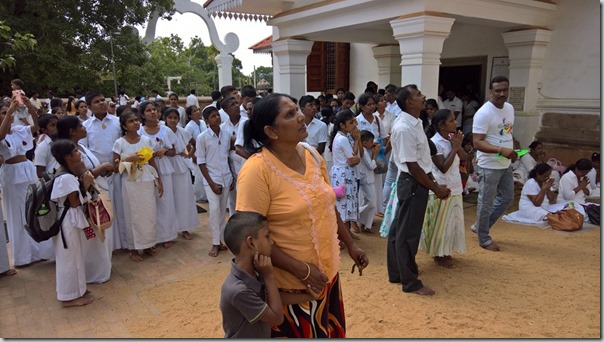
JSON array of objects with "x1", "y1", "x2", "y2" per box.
[
  {"x1": 151, "y1": 89, "x2": 162, "y2": 100},
  {"x1": 300, "y1": 95, "x2": 328, "y2": 154},
  {"x1": 387, "y1": 84, "x2": 450, "y2": 296},
  {"x1": 471, "y1": 76, "x2": 517, "y2": 252},
  {"x1": 186, "y1": 89, "x2": 200, "y2": 108},
  {"x1": 220, "y1": 96, "x2": 245, "y2": 217},
  {"x1": 29, "y1": 91, "x2": 42, "y2": 110},
  {"x1": 384, "y1": 84, "x2": 402, "y2": 117},
  {"x1": 443, "y1": 90, "x2": 463, "y2": 131},
  {"x1": 218, "y1": 85, "x2": 241, "y2": 124}
]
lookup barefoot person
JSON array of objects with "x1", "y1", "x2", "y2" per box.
[
  {"x1": 237, "y1": 93, "x2": 368, "y2": 337},
  {"x1": 420, "y1": 109, "x2": 467, "y2": 268},
  {"x1": 471, "y1": 76, "x2": 517, "y2": 252},
  {"x1": 387, "y1": 85, "x2": 450, "y2": 296}
]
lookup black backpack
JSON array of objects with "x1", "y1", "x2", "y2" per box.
[
  {"x1": 23, "y1": 169, "x2": 71, "y2": 249},
  {"x1": 583, "y1": 204, "x2": 600, "y2": 225}
]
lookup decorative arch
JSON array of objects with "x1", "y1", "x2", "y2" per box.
[{"x1": 144, "y1": 0, "x2": 239, "y2": 87}]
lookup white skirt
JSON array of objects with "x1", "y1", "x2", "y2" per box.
[
  {"x1": 172, "y1": 172, "x2": 199, "y2": 232},
  {"x1": 110, "y1": 173, "x2": 129, "y2": 251},
  {"x1": 54, "y1": 207, "x2": 89, "y2": 301},
  {"x1": 155, "y1": 173, "x2": 178, "y2": 243},
  {"x1": 122, "y1": 176, "x2": 158, "y2": 250}
]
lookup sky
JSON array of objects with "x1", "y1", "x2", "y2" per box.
[{"x1": 138, "y1": 11, "x2": 273, "y2": 76}]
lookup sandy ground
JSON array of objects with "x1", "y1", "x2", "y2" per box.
[{"x1": 0, "y1": 196, "x2": 600, "y2": 338}]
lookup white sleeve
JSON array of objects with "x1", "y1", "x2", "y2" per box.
[
  {"x1": 235, "y1": 120, "x2": 246, "y2": 147},
  {"x1": 558, "y1": 173, "x2": 576, "y2": 201},
  {"x1": 334, "y1": 135, "x2": 354, "y2": 159},
  {"x1": 195, "y1": 134, "x2": 206, "y2": 165},
  {"x1": 317, "y1": 121, "x2": 328, "y2": 144},
  {"x1": 112, "y1": 138, "x2": 123, "y2": 155},
  {"x1": 50, "y1": 174, "x2": 80, "y2": 201},
  {"x1": 472, "y1": 109, "x2": 489, "y2": 135},
  {"x1": 33, "y1": 140, "x2": 50, "y2": 167}
]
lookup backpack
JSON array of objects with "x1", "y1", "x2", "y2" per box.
[
  {"x1": 582, "y1": 204, "x2": 600, "y2": 225},
  {"x1": 23, "y1": 170, "x2": 71, "y2": 249}
]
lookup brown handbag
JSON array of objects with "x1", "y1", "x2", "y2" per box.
[{"x1": 547, "y1": 208, "x2": 584, "y2": 231}]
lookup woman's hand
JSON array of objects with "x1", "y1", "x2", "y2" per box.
[
  {"x1": 154, "y1": 148, "x2": 168, "y2": 158},
  {"x1": 124, "y1": 153, "x2": 144, "y2": 163},
  {"x1": 100, "y1": 162, "x2": 114, "y2": 177},
  {"x1": 347, "y1": 243, "x2": 368, "y2": 276},
  {"x1": 450, "y1": 131, "x2": 463, "y2": 151},
  {"x1": 301, "y1": 263, "x2": 328, "y2": 296},
  {"x1": 351, "y1": 128, "x2": 361, "y2": 141},
  {"x1": 156, "y1": 177, "x2": 164, "y2": 197},
  {"x1": 541, "y1": 178, "x2": 555, "y2": 191},
  {"x1": 347, "y1": 155, "x2": 360, "y2": 167},
  {"x1": 81, "y1": 171, "x2": 95, "y2": 190}
]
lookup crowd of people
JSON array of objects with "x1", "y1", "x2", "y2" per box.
[{"x1": 0, "y1": 75, "x2": 600, "y2": 337}]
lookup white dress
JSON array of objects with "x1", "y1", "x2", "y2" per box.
[
  {"x1": 112, "y1": 136, "x2": 159, "y2": 250},
  {"x1": 0, "y1": 197, "x2": 10, "y2": 273},
  {"x1": 51, "y1": 173, "x2": 90, "y2": 301},
  {"x1": 78, "y1": 144, "x2": 111, "y2": 283},
  {"x1": 0, "y1": 126, "x2": 54, "y2": 266},
  {"x1": 503, "y1": 178, "x2": 551, "y2": 226},
  {"x1": 138, "y1": 125, "x2": 178, "y2": 244},
  {"x1": 169, "y1": 127, "x2": 200, "y2": 232}
]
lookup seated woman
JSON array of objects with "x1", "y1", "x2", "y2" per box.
[
  {"x1": 586, "y1": 152, "x2": 600, "y2": 199},
  {"x1": 550, "y1": 158, "x2": 598, "y2": 220},
  {"x1": 503, "y1": 163, "x2": 556, "y2": 226},
  {"x1": 515, "y1": 140, "x2": 561, "y2": 190}
]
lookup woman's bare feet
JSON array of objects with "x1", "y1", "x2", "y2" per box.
[
  {"x1": 130, "y1": 251, "x2": 143, "y2": 262},
  {"x1": 62, "y1": 296, "x2": 94, "y2": 308},
  {"x1": 181, "y1": 231, "x2": 193, "y2": 240},
  {"x1": 434, "y1": 256, "x2": 455, "y2": 269},
  {"x1": 208, "y1": 245, "x2": 220, "y2": 257},
  {"x1": 0, "y1": 269, "x2": 16, "y2": 277},
  {"x1": 144, "y1": 248, "x2": 157, "y2": 256},
  {"x1": 412, "y1": 286, "x2": 435, "y2": 296},
  {"x1": 162, "y1": 242, "x2": 174, "y2": 249}
]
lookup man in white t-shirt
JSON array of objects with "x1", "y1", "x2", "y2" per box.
[
  {"x1": 387, "y1": 84, "x2": 450, "y2": 296},
  {"x1": 443, "y1": 90, "x2": 463, "y2": 131},
  {"x1": 186, "y1": 89, "x2": 200, "y2": 108},
  {"x1": 471, "y1": 76, "x2": 517, "y2": 252}
]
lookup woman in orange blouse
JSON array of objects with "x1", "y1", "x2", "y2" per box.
[{"x1": 236, "y1": 93, "x2": 368, "y2": 338}]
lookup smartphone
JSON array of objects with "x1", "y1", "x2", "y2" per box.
[{"x1": 12, "y1": 90, "x2": 23, "y2": 105}]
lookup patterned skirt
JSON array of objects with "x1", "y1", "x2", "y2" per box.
[
  {"x1": 271, "y1": 274, "x2": 346, "y2": 338},
  {"x1": 419, "y1": 194, "x2": 466, "y2": 257},
  {"x1": 330, "y1": 165, "x2": 358, "y2": 223},
  {"x1": 380, "y1": 179, "x2": 398, "y2": 238}
]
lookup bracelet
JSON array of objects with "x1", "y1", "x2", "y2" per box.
[{"x1": 300, "y1": 262, "x2": 311, "y2": 281}]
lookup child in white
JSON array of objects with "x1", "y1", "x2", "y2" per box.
[
  {"x1": 357, "y1": 130, "x2": 380, "y2": 231},
  {"x1": 196, "y1": 106, "x2": 233, "y2": 258},
  {"x1": 184, "y1": 105, "x2": 208, "y2": 202}
]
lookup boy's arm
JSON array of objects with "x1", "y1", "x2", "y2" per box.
[{"x1": 255, "y1": 254, "x2": 284, "y2": 326}]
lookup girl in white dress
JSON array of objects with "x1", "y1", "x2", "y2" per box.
[
  {"x1": 49, "y1": 139, "x2": 95, "y2": 307},
  {"x1": 138, "y1": 101, "x2": 178, "y2": 248},
  {"x1": 57, "y1": 116, "x2": 115, "y2": 283},
  {"x1": 329, "y1": 110, "x2": 361, "y2": 237},
  {"x1": 503, "y1": 163, "x2": 557, "y2": 225},
  {"x1": 33, "y1": 114, "x2": 60, "y2": 178},
  {"x1": 113, "y1": 112, "x2": 163, "y2": 261},
  {"x1": 554, "y1": 158, "x2": 597, "y2": 220},
  {"x1": 420, "y1": 109, "x2": 467, "y2": 268},
  {"x1": 163, "y1": 108, "x2": 200, "y2": 240},
  {"x1": 0, "y1": 96, "x2": 54, "y2": 267}
]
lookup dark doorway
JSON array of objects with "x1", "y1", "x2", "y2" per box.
[{"x1": 439, "y1": 56, "x2": 488, "y2": 103}]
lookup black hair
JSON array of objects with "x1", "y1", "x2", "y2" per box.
[
  {"x1": 211, "y1": 90, "x2": 222, "y2": 101},
  {"x1": 85, "y1": 91, "x2": 103, "y2": 106},
  {"x1": 385, "y1": 84, "x2": 397, "y2": 94},
  {"x1": 202, "y1": 106, "x2": 218, "y2": 120},
  {"x1": 426, "y1": 98, "x2": 438, "y2": 110},
  {"x1": 138, "y1": 101, "x2": 155, "y2": 125},
  {"x1": 185, "y1": 105, "x2": 199, "y2": 124},
  {"x1": 427, "y1": 109, "x2": 454, "y2": 139},
  {"x1": 591, "y1": 152, "x2": 600, "y2": 163},
  {"x1": 75, "y1": 100, "x2": 87, "y2": 114},
  {"x1": 11, "y1": 79, "x2": 24, "y2": 88},
  {"x1": 190, "y1": 89, "x2": 196, "y2": 95},
  {"x1": 163, "y1": 107, "x2": 180, "y2": 121},
  {"x1": 329, "y1": 109, "x2": 355, "y2": 152},
  {"x1": 528, "y1": 140, "x2": 543, "y2": 151},
  {"x1": 462, "y1": 133, "x2": 473, "y2": 147},
  {"x1": 241, "y1": 85, "x2": 257, "y2": 99},
  {"x1": 336, "y1": 87, "x2": 346, "y2": 94},
  {"x1": 566, "y1": 158, "x2": 593, "y2": 175},
  {"x1": 343, "y1": 91, "x2": 355, "y2": 102},
  {"x1": 50, "y1": 139, "x2": 77, "y2": 170},
  {"x1": 50, "y1": 98, "x2": 63, "y2": 110},
  {"x1": 220, "y1": 85, "x2": 237, "y2": 98},
  {"x1": 243, "y1": 93, "x2": 295, "y2": 154},
  {"x1": 56, "y1": 115, "x2": 81, "y2": 140},
  {"x1": 358, "y1": 93, "x2": 373, "y2": 110},
  {"x1": 168, "y1": 93, "x2": 179, "y2": 100},
  {"x1": 378, "y1": 88, "x2": 386, "y2": 95},
  {"x1": 135, "y1": 95, "x2": 142, "y2": 102},
  {"x1": 395, "y1": 84, "x2": 418, "y2": 112},
  {"x1": 360, "y1": 129, "x2": 374, "y2": 142},
  {"x1": 529, "y1": 163, "x2": 552, "y2": 180},
  {"x1": 119, "y1": 112, "x2": 139, "y2": 135},
  {"x1": 51, "y1": 106, "x2": 63, "y2": 115},
  {"x1": 39, "y1": 113, "x2": 58, "y2": 129},
  {"x1": 299, "y1": 95, "x2": 315, "y2": 109},
  {"x1": 489, "y1": 75, "x2": 509, "y2": 89},
  {"x1": 366, "y1": 81, "x2": 378, "y2": 91},
  {"x1": 116, "y1": 105, "x2": 133, "y2": 119},
  {"x1": 223, "y1": 211, "x2": 267, "y2": 255},
  {"x1": 151, "y1": 89, "x2": 159, "y2": 94}
]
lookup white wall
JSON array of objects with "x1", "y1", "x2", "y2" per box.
[
  {"x1": 349, "y1": 43, "x2": 380, "y2": 95},
  {"x1": 540, "y1": 0, "x2": 600, "y2": 100}
]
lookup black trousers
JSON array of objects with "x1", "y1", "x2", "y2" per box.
[{"x1": 386, "y1": 171, "x2": 430, "y2": 292}]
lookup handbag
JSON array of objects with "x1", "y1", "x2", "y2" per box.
[
  {"x1": 373, "y1": 115, "x2": 388, "y2": 174},
  {"x1": 547, "y1": 208, "x2": 584, "y2": 231},
  {"x1": 86, "y1": 182, "x2": 113, "y2": 241}
]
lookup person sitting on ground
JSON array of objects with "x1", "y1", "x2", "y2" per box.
[
  {"x1": 503, "y1": 163, "x2": 557, "y2": 225},
  {"x1": 220, "y1": 212, "x2": 283, "y2": 338},
  {"x1": 586, "y1": 152, "x2": 600, "y2": 198},
  {"x1": 552, "y1": 158, "x2": 598, "y2": 220},
  {"x1": 515, "y1": 140, "x2": 561, "y2": 191}
]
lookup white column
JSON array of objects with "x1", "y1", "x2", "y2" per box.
[
  {"x1": 272, "y1": 39, "x2": 314, "y2": 99},
  {"x1": 371, "y1": 45, "x2": 401, "y2": 87},
  {"x1": 215, "y1": 52, "x2": 234, "y2": 88},
  {"x1": 502, "y1": 29, "x2": 552, "y2": 147},
  {"x1": 390, "y1": 15, "x2": 455, "y2": 99}
]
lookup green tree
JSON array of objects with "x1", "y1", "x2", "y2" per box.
[
  {"x1": 251, "y1": 66, "x2": 273, "y2": 86},
  {"x1": 0, "y1": 20, "x2": 36, "y2": 72}
]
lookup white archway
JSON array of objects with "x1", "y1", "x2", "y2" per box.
[{"x1": 144, "y1": 0, "x2": 240, "y2": 87}]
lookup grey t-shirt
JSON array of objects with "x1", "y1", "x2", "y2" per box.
[{"x1": 220, "y1": 261, "x2": 271, "y2": 338}]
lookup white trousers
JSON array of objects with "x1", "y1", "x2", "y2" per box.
[
  {"x1": 204, "y1": 184, "x2": 230, "y2": 245},
  {"x1": 358, "y1": 181, "x2": 377, "y2": 228}
]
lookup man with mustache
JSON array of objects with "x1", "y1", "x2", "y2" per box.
[{"x1": 471, "y1": 76, "x2": 517, "y2": 252}]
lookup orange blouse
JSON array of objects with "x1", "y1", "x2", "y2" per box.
[{"x1": 236, "y1": 144, "x2": 340, "y2": 290}]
